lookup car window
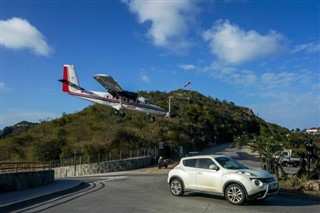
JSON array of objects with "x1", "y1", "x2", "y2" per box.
[
  {"x1": 183, "y1": 159, "x2": 197, "y2": 168},
  {"x1": 188, "y1": 152, "x2": 199, "y2": 156},
  {"x1": 215, "y1": 157, "x2": 247, "y2": 170},
  {"x1": 198, "y1": 158, "x2": 215, "y2": 169}
]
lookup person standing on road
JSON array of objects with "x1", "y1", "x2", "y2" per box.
[{"x1": 158, "y1": 156, "x2": 163, "y2": 169}]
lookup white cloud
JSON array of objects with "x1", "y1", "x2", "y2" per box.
[
  {"x1": 203, "y1": 20, "x2": 286, "y2": 64},
  {"x1": 141, "y1": 73, "x2": 150, "y2": 83},
  {"x1": 0, "y1": 82, "x2": 14, "y2": 92},
  {"x1": 123, "y1": 0, "x2": 197, "y2": 52},
  {"x1": 178, "y1": 64, "x2": 197, "y2": 71},
  {"x1": 292, "y1": 42, "x2": 320, "y2": 53},
  {"x1": 179, "y1": 62, "x2": 319, "y2": 129},
  {"x1": 0, "y1": 17, "x2": 52, "y2": 56},
  {"x1": 179, "y1": 62, "x2": 258, "y2": 86},
  {"x1": 179, "y1": 61, "x2": 315, "y2": 94},
  {"x1": 260, "y1": 72, "x2": 296, "y2": 89}
]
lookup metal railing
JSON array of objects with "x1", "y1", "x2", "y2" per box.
[
  {"x1": 0, "y1": 148, "x2": 160, "y2": 173},
  {"x1": 0, "y1": 162, "x2": 52, "y2": 174},
  {"x1": 50, "y1": 148, "x2": 159, "y2": 168}
]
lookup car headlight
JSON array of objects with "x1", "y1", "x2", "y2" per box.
[{"x1": 251, "y1": 179, "x2": 263, "y2": 187}]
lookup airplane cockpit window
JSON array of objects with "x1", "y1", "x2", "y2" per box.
[{"x1": 145, "y1": 99, "x2": 152, "y2": 104}]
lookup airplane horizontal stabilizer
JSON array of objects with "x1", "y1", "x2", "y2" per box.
[{"x1": 58, "y1": 79, "x2": 93, "y2": 94}]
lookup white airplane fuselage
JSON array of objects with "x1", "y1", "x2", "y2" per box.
[
  {"x1": 69, "y1": 90, "x2": 167, "y2": 116},
  {"x1": 60, "y1": 65, "x2": 167, "y2": 117}
]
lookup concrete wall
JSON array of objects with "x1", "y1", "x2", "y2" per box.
[
  {"x1": 0, "y1": 170, "x2": 54, "y2": 193},
  {"x1": 54, "y1": 156, "x2": 152, "y2": 178}
]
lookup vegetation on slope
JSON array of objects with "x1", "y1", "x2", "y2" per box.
[{"x1": 0, "y1": 90, "x2": 318, "y2": 163}]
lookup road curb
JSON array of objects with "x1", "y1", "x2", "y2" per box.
[{"x1": 278, "y1": 188, "x2": 320, "y2": 201}]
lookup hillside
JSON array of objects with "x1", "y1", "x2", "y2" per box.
[
  {"x1": 0, "y1": 121, "x2": 38, "y2": 139},
  {"x1": 0, "y1": 90, "x2": 290, "y2": 162}
]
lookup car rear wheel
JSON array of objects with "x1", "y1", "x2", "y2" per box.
[
  {"x1": 225, "y1": 184, "x2": 246, "y2": 205},
  {"x1": 170, "y1": 178, "x2": 184, "y2": 196}
]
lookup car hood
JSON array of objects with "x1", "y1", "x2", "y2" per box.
[{"x1": 231, "y1": 168, "x2": 273, "y2": 178}]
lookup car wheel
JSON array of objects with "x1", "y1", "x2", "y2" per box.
[
  {"x1": 225, "y1": 184, "x2": 246, "y2": 205},
  {"x1": 170, "y1": 178, "x2": 184, "y2": 196}
]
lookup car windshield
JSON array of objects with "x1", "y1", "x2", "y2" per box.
[{"x1": 215, "y1": 156, "x2": 248, "y2": 170}]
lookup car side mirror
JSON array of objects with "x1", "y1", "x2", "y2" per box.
[{"x1": 209, "y1": 164, "x2": 219, "y2": 170}]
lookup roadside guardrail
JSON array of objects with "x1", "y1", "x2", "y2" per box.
[{"x1": 0, "y1": 162, "x2": 52, "y2": 173}]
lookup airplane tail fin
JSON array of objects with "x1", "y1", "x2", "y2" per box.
[{"x1": 60, "y1": 64, "x2": 80, "y2": 93}]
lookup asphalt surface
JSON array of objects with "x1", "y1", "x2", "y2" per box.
[{"x1": 0, "y1": 143, "x2": 319, "y2": 212}]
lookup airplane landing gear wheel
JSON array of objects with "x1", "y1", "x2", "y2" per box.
[
  {"x1": 120, "y1": 111, "x2": 126, "y2": 117},
  {"x1": 149, "y1": 116, "x2": 155, "y2": 122}
]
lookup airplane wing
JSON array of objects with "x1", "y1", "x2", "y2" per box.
[
  {"x1": 93, "y1": 74, "x2": 123, "y2": 93},
  {"x1": 93, "y1": 74, "x2": 139, "y2": 100}
]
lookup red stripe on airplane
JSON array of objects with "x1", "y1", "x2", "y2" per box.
[{"x1": 62, "y1": 66, "x2": 69, "y2": 92}]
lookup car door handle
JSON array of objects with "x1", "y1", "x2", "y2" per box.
[{"x1": 198, "y1": 172, "x2": 202, "y2": 175}]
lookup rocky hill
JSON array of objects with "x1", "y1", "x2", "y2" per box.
[
  {"x1": 0, "y1": 90, "x2": 291, "y2": 162},
  {"x1": 0, "y1": 121, "x2": 38, "y2": 139}
]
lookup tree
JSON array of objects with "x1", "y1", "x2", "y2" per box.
[{"x1": 33, "y1": 138, "x2": 65, "y2": 162}]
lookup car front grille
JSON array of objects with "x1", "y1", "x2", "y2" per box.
[
  {"x1": 255, "y1": 177, "x2": 275, "y2": 183},
  {"x1": 268, "y1": 188, "x2": 278, "y2": 194},
  {"x1": 267, "y1": 177, "x2": 275, "y2": 183}
]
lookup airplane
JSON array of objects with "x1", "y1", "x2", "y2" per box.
[{"x1": 59, "y1": 64, "x2": 167, "y2": 122}]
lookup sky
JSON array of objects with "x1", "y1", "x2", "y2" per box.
[{"x1": 0, "y1": 0, "x2": 319, "y2": 130}]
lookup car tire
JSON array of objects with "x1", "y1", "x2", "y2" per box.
[
  {"x1": 170, "y1": 178, "x2": 184, "y2": 196},
  {"x1": 225, "y1": 184, "x2": 246, "y2": 205},
  {"x1": 282, "y1": 161, "x2": 288, "y2": 167}
]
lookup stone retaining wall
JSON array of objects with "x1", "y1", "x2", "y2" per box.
[
  {"x1": 54, "y1": 156, "x2": 152, "y2": 178},
  {"x1": 0, "y1": 170, "x2": 54, "y2": 193}
]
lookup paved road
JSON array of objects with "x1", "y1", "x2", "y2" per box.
[
  {"x1": 6, "y1": 144, "x2": 320, "y2": 213},
  {"x1": 9, "y1": 174, "x2": 320, "y2": 213}
]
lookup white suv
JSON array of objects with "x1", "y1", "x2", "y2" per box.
[{"x1": 167, "y1": 155, "x2": 279, "y2": 205}]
